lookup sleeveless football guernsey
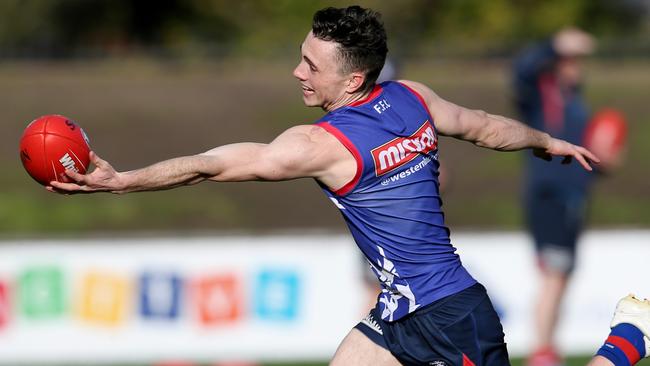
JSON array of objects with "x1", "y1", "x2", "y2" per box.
[{"x1": 316, "y1": 81, "x2": 476, "y2": 321}]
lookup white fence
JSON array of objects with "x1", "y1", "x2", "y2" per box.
[{"x1": 0, "y1": 230, "x2": 648, "y2": 363}]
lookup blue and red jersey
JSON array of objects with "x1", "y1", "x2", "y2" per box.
[{"x1": 316, "y1": 81, "x2": 476, "y2": 322}]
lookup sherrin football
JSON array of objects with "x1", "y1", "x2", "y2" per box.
[
  {"x1": 19, "y1": 115, "x2": 91, "y2": 186},
  {"x1": 584, "y1": 108, "x2": 627, "y2": 170}
]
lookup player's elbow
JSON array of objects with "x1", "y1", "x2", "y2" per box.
[
  {"x1": 476, "y1": 127, "x2": 503, "y2": 149},
  {"x1": 476, "y1": 113, "x2": 525, "y2": 151},
  {"x1": 194, "y1": 154, "x2": 223, "y2": 176},
  {"x1": 463, "y1": 110, "x2": 496, "y2": 148}
]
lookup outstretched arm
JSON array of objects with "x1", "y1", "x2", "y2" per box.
[
  {"x1": 48, "y1": 124, "x2": 355, "y2": 194},
  {"x1": 399, "y1": 80, "x2": 600, "y2": 171}
]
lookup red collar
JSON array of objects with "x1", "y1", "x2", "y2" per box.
[{"x1": 348, "y1": 85, "x2": 382, "y2": 107}]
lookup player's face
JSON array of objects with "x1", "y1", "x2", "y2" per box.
[
  {"x1": 293, "y1": 31, "x2": 351, "y2": 111},
  {"x1": 557, "y1": 56, "x2": 582, "y2": 87}
]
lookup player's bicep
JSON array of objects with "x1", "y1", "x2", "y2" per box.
[
  {"x1": 433, "y1": 101, "x2": 490, "y2": 142},
  {"x1": 255, "y1": 126, "x2": 330, "y2": 181},
  {"x1": 196, "y1": 142, "x2": 268, "y2": 182},
  {"x1": 399, "y1": 80, "x2": 487, "y2": 141},
  {"x1": 201, "y1": 125, "x2": 330, "y2": 182}
]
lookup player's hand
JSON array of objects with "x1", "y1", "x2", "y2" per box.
[
  {"x1": 46, "y1": 151, "x2": 126, "y2": 194},
  {"x1": 533, "y1": 138, "x2": 600, "y2": 171}
]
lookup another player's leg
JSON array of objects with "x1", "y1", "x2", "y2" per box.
[
  {"x1": 526, "y1": 187, "x2": 584, "y2": 366},
  {"x1": 587, "y1": 295, "x2": 650, "y2": 366},
  {"x1": 330, "y1": 328, "x2": 401, "y2": 366},
  {"x1": 529, "y1": 267, "x2": 570, "y2": 366}
]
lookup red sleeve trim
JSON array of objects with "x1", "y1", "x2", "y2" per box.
[
  {"x1": 398, "y1": 82, "x2": 429, "y2": 112},
  {"x1": 398, "y1": 81, "x2": 438, "y2": 135},
  {"x1": 316, "y1": 122, "x2": 363, "y2": 196}
]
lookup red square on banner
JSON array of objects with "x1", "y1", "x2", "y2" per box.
[
  {"x1": 194, "y1": 274, "x2": 242, "y2": 326},
  {"x1": 0, "y1": 281, "x2": 9, "y2": 328}
]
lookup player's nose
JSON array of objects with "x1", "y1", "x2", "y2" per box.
[{"x1": 293, "y1": 62, "x2": 307, "y2": 81}]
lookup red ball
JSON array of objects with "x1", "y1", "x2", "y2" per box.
[
  {"x1": 19, "y1": 115, "x2": 91, "y2": 186},
  {"x1": 584, "y1": 108, "x2": 628, "y2": 170}
]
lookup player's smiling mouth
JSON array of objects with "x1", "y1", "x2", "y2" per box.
[{"x1": 301, "y1": 85, "x2": 314, "y2": 95}]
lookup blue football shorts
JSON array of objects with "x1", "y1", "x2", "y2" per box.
[
  {"x1": 525, "y1": 184, "x2": 589, "y2": 273},
  {"x1": 355, "y1": 283, "x2": 510, "y2": 366}
]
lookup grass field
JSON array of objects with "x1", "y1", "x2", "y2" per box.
[{"x1": 1, "y1": 58, "x2": 649, "y2": 236}]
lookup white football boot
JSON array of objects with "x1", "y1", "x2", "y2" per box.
[{"x1": 610, "y1": 294, "x2": 650, "y2": 358}]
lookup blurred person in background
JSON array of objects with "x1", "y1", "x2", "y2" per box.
[
  {"x1": 513, "y1": 27, "x2": 597, "y2": 366},
  {"x1": 48, "y1": 6, "x2": 648, "y2": 366}
]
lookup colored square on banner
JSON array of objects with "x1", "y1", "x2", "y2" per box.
[
  {"x1": 254, "y1": 269, "x2": 300, "y2": 321},
  {"x1": 194, "y1": 274, "x2": 242, "y2": 326},
  {"x1": 79, "y1": 272, "x2": 128, "y2": 326},
  {"x1": 139, "y1": 272, "x2": 182, "y2": 320},
  {"x1": 0, "y1": 281, "x2": 9, "y2": 328},
  {"x1": 19, "y1": 266, "x2": 65, "y2": 319}
]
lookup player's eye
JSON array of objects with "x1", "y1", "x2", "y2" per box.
[{"x1": 302, "y1": 55, "x2": 317, "y2": 73}]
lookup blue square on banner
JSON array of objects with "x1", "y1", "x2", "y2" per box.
[
  {"x1": 254, "y1": 269, "x2": 300, "y2": 321},
  {"x1": 139, "y1": 272, "x2": 182, "y2": 320}
]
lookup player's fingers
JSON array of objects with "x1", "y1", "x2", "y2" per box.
[
  {"x1": 89, "y1": 151, "x2": 99, "y2": 164},
  {"x1": 90, "y1": 151, "x2": 109, "y2": 169},
  {"x1": 45, "y1": 185, "x2": 73, "y2": 195},
  {"x1": 64, "y1": 169, "x2": 87, "y2": 183},
  {"x1": 50, "y1": 180, "x2": 86, "y2": 192},
  {"x1": 578, "y1": 146, "x2": 601, "y2": 164},
  {"x1": 573, "y1": 152, "x2": 593, "y2": 171}
]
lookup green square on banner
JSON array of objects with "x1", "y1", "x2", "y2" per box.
[{"x1": 19, "y1": 266, "x2": 65, "y2": 319}]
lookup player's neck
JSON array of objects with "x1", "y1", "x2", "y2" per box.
[{"x1": 324, "y1": 86, "x2": 374, "y2": 112}]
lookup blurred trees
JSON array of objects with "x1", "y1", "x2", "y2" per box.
[
  {"x1": 0, "y1": 0, "x2": 647, "y2": 59},
  {"x1": 0, "y1": 0, "x2": 237, "y2": 58}
]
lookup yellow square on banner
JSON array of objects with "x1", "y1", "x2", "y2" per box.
[{"x1": 79, "y1": 272, "x2": 128, "y2": 326}]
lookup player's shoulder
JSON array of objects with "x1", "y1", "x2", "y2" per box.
[
  {"x1": 395, "y1": 80, "x2": 438, "y2": 102},
  {"x1": 283, "y1": 124, "x2": 321, "y2": 134},
  {"x1": 279, "y1": 124, "x2": 341, "y2": 146},
  {"x1": 274, "y1": 124, "x2": 354, "y2": 172},
  {"x1": 396, "y1": 79, "x2": 428, "y2": 92},
  {"x1": 396, "y1": 79, "x2": 425, "y2": 89}
]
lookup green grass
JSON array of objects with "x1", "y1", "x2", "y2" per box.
[{"x1": 2, "y1": 58, "x2": 649, "y2": 235}]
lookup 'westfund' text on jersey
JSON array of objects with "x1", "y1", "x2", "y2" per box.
[{"x1": 316, "y1": 81, "x2": 476, "y2": 322}]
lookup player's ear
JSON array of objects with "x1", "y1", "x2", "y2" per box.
[{"x1": 346, "y1": 71, "x2": 366, "y2": 94}]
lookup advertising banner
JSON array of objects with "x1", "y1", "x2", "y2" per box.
[
  {"x1": 0, "y1": 230, "x2": 648, "y2": 362},
  {"x1": 0, "y1": 236, "x2": 365, "y2": 363}
]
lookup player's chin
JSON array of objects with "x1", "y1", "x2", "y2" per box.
[
  {"x1": 302, "y1": 90, "x2": 319, "y2": 107},
  {"x1": 301, "y1": 95, "x2": 321, "y2": 108}
]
